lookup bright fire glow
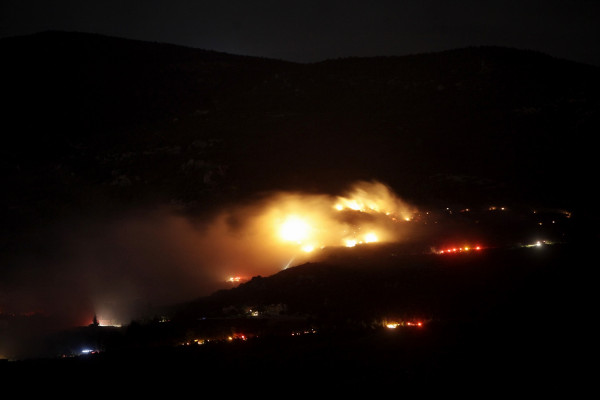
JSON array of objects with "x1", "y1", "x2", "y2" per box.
[
  {"x1": 186, "y1": 180, "x2": 418, "y2": 281},
  {"x1": 301, "y1": 244, "x2": 315, "y2": 253},
  {"x1": 333, "y1": 181, "x2": 414, "y2": 220},
  {"x1": 345, "y1": 239, "x2": 357, "y2": 247},
  {"x1": 364, "y1": 232, "x2": 378, "y2": 243},
  {"x1": 264, "y1": 181, "x2": 415, "y2": 258},
  {"x1": 279, "y1": 216, "x2": 311, "y2": 243}
]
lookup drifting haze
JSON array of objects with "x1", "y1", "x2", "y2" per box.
[{"x1": 1, "y1": 180, "x2": 417, "y2": 331}]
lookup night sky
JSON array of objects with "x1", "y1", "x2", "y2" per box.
[{"x1": 1, "y1": 0, "x2": 599, "y2": 66}]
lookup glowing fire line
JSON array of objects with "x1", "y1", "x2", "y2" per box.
[{"x1": 270, "y1": 181, "x2": 415, "y2": 256}]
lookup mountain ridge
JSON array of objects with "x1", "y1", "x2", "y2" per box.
[{"x1": 2, "y1": 30, "x2": 598, "y2": 250}]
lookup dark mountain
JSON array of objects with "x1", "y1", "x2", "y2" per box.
[
  {"x1": 2, "y1": 31, "x2": 599, "y2": 229},
  {"x1": 177, "y1": 242, "x2": 589, "y2": 390},
  {"x1": 1, "y1": 33, "x2": 595, "y2": 389},
  {"x1": 173, "y1": 241, "x2": 581, "y2": 324},
  {"x1": 1, "y1": 31, "x2": 297, "y2": 225},
  {"x1": 6, "y1": 242, "x2": 588, "y2": 391}
]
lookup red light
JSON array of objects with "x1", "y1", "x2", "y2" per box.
[{"x1": 438, "y1": 244, "x2": 484, "y2": 255}]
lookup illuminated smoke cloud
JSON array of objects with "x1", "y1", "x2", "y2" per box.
[
  {"x1": 0, "y1": 180, "x2": 417, "y2": 337},
  {"x1": 334, "y1": 180, "x2": 416, "y2": 220},
  {"x1": 207, "y1": 180, "x2": 418, "y2": 268}
]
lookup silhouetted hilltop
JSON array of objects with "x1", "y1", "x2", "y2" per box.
[
  {"x1": 2, "y1": 31, "x2": 598, "y2": 244},
  {"x1": 2, "y1": 241, "x2": 590, "y2": 391},
  {"x1": 2, "y1": 30, "x2": 295, "y2": 131},
  {"x1": 75, "y1": 242, "x2": 586, "y2": 390},
  {"x1": 176, "y1": 243, "x2": 578, "y2": 323}
]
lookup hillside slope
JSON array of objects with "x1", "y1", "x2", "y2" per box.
[{"x1": 2, "y1": 32, "x2": 598, "y2": 223}]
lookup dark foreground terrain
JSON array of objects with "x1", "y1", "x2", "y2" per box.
[{"x1": 1, "y1": 243, "x2": 592, "y2": 394}]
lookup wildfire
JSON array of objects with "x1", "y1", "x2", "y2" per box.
[
  {"x1": 194, "y1": 180, "x2": 417, "y2": 279},
  {"x1": 333, "y1": 181, "x2": 415, "y2": 220},
  {"x1": 266, "y1": 181, "x2": 416, "y2": 257},
  {"x1": 279, "y1": 216, "x2": 311, "y2": 243},
  {"x1": 364, "y1": 232, "x2": 378, "y2": 243}
]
